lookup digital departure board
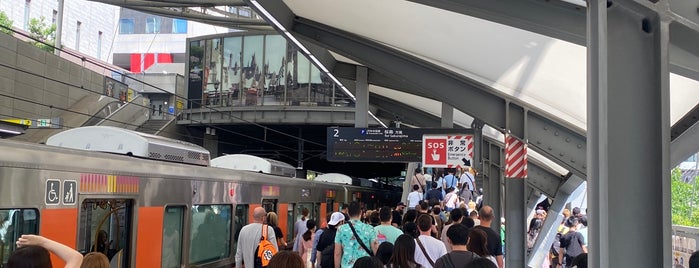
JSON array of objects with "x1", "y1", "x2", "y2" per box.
[{"x1": 326, "y1": 127, "x2": 472, "y2": 162}]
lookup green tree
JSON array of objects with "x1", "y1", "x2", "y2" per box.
[
  {"x1": 0, "y1": 11, "x2": 13, "y2": 35},
  {"x1": 671, "y1": 167, "x2": 699, "y2": 226},
  {"x1": 28, "y1": 16, "x2": 55, "y2": 52}
]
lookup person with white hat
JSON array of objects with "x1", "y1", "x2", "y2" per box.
[{"x1": 315, "y1": 212, "x2": 345, "y2": 268}]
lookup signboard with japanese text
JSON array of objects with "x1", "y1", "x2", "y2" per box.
[
  {"x1": 422, "y1": 134, "x2": 474, "y2": 168},
  {"x1": 327, "y1": 127, "x2": 473, "y2": 162}
]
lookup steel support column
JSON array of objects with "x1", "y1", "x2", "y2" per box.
[
  {"x1": 587, "y1": 1, "x2": 671, "y2": 267},
  {"x1": 355, "y1": 66, "x2": 369, "y2": 128},
  {"x1": 441, "y1": 103, "x2": 454, "y2": 128},
  {"x1": 472, "y1": 120, "x2": 484, "y2": 177},
  {"x1": 482, "y1": 139, "x2": 503, "y2": 236},
  {"x1": 505, "y1": 178, "x2": 525, "y2": 268}
]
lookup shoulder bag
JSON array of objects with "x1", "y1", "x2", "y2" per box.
[
  {"x1": 347, "y1": 221, "x2": 373, "y2": 256},
  {"x1": 415, "y1": 237, "x2": 435, "y2": 267}
]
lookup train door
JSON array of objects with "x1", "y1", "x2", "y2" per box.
[
  {"x1": 295, "y1": 203, "x2": 314, "y2": 232},
  {"x1": 232, "y1": 205, "x2": 248, "y2": 256},
  {"x1": 262, "y1": 199, "x2": 278, "y2": 214},
  {"x1": 0, "y1": 208, "x2": 39, "y2": 265},
  {"x1": 161, "y1": 206, "x2": 185, "y2": 268},
  {"x1": 78, "y1": 199, "x2": 134, "y2": 268},
  {"x1": 286, "y1": 204, "x2": 295, "y2": 245},
  {"x1": 313, "y1": 203, "x2": 321, "y2": 222},
  {"x1": 326, "y1": 199, "x2": 335, "y2": 214}
]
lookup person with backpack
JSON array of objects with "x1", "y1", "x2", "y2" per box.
[
  {"x1": 235, "y1": 207, "x2": 278, "y2": 268},
  {"x1": 317, "y1": 212, "x2": 345, "y2": 268},
  {"x1": 434, "y1": 224, "x2": 480, "y2": 268},
  {"x1": 442, "y1": 170, "x2": 458, "y2": 193},
  {"x1": 557, "y1": 217, "x2": 586, "y2": 268}
]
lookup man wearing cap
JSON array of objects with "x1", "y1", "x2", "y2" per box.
[
  {"x1": 316, "y1": 212, "x2": 345, "y2": 268},
  {"x1": 392, "y1": 202, "x2": 406, "y2": 228}
]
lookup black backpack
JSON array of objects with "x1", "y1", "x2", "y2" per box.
[
  {"x1": 318, "y1": 229, "x2": 337, "y2": 268},
  {"x1": 550, "y1": 232, "x2": 563, "y2": 258},
  {"x1": 320, "y1": 244, "x2": 335, "y2": 268}
]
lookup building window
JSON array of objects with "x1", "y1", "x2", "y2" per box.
[
  {"x1": 75, "y1": 21, "x2": 81, "y2": 51},
  {"x1": 145, "y1": 17, "x2": 161, "y2": 34},
  {"x1": 97, "y1": 31, "x2": 102, "y2": 59},
  {"x1": 24, "y1": 0, "x2": 31, "y2": 30},
  {"x1": 119, "y1": 18, "x2": 134, "y2": 34},
  {"x1": 172, "y1": 19, "x2": 187, "y2": 34},
  {"x1": 238, "y1": 8, "x2": 251, "y2": 17}
]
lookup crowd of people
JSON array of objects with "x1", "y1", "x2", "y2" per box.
[{"x1": 238, "y1": 200, "x2": 503, "y2": 268}]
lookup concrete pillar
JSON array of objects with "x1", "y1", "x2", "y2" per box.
[
  {"x1": 355, "y1": 66, "x2": 368, "y2": 128},
  {"x1": 587, "y1": 1, "x2": 670, "y2": 267},
  {"x1": 54, "y1": 0, "x2": 64, "y2": 55},
  {"x1": 203, "y1": 129, "x2": 218, "y2": 158},
  {"x1": 441, "y1": 102, "x2": 453, "y2": 128}
]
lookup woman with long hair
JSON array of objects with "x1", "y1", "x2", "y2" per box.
[
  {"x1": 388, "y1": 234, "x2": 421, "y2": 268},
  {"x1": 266, "y1": 212, "x2": 287, "y2": 249},
  {"x1": 299, "y1": 219, "x2": 316, "y2": 266},
  {"x1": 467, "y1": 229, "x2": 496, "y2": 265}
]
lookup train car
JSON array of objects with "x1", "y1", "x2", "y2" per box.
[{"x1": 0, "y1": 129, "x2": 400, "y2": 268}]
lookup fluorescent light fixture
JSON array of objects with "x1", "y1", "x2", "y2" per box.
[
  {"x1": 0, "y1": 128, "x2": 22, "y2": 135},
  {"x1": 368, "y1": 111, "x2": 387, "y2": 128},
  {"x1": 308, "y1": 55, "x2": 329, "y2": 73}
]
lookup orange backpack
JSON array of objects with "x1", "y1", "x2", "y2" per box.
[{"x1": 255, "y1": 224, "x2": 277, "y2": 268}]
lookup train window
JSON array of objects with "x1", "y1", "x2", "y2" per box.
[
  {"x1": 313, "y1": 203, "x2": 321, "y2": 222},
  {"x1": 262, "y1": 199, "x2": 277, "y2": 214},
  {"x1": 326, "y1": 199, "x2": 334, "y2": 214},
  {"x1": 189, "y1": 204, "x2": 231, "y2": 265},
  {"x1": 161, "y1": 206, "x2": 184, "y2": 268},
  {"x1": 232, "y1": 204, "x2": 248, "y2": 255},
  {"x1": 78, "y1": 199, "x2": 133, "y2": 268},
  {"x1": 0, "y1": 209, "x2": 39, "y2": 265}
]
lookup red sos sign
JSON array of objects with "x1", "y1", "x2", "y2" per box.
[{"x1": 423, "y1": 138, "x2": 447, "y2": 166}]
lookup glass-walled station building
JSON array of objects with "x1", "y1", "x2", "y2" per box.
[{"x1": 186, "y1": 32, "x2": 353, "y2": 109}]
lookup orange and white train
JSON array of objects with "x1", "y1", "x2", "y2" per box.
[{"x1": 0, "y1": 126, "x2": 400, "y2": 267}]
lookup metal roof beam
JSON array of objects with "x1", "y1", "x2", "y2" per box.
[
  {"x1": 291, "y1": 18, "x2": 588, "y2": 177},
  {"x1": 369, "y1": 93, "x2": 443, "y2": 128}
]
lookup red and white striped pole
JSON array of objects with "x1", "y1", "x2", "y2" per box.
[{"x1": 505, "y1": 134, "x2": 528, "y2": 178}]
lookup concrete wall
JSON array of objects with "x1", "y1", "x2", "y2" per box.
[{"x1": 0, "y1": 31, "x2": 111, "y2": 142}]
